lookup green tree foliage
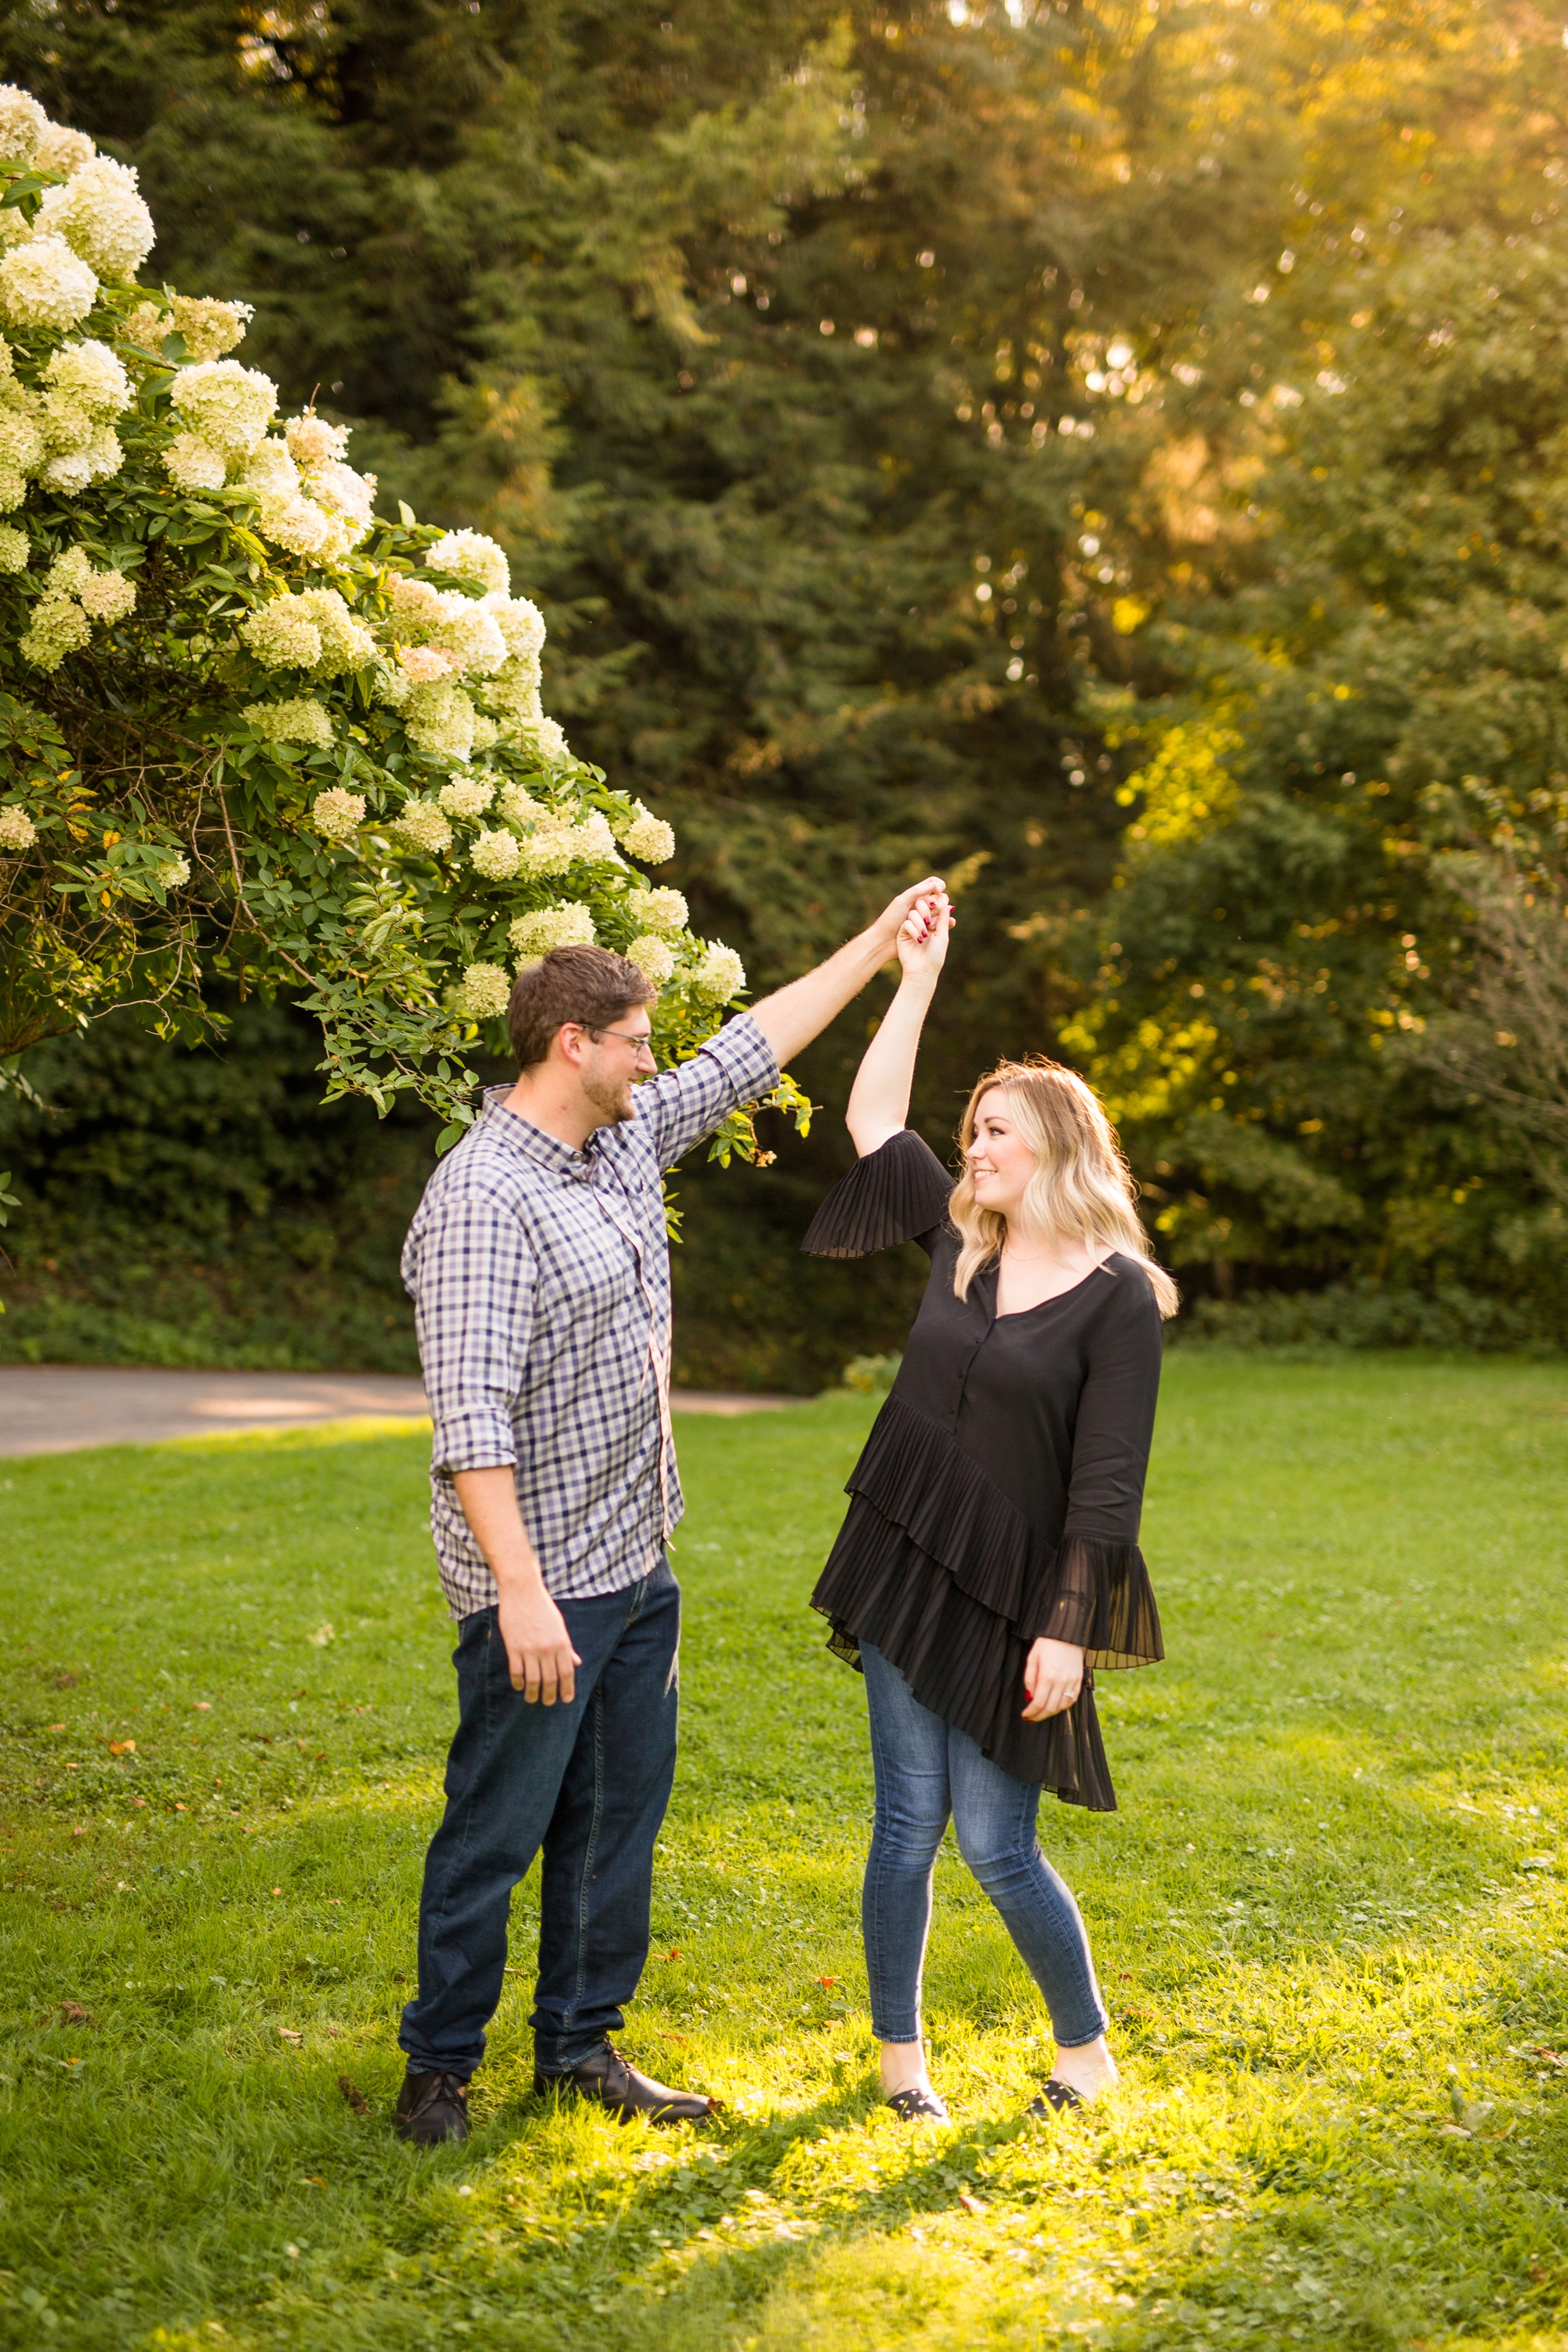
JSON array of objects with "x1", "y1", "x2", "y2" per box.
[
  {"x1": 1069, "y1": 223, "x2": 1568, "y2": 1338},
  {"x1": 5, "y1": 0, "x2": 1568, "y2": 1371}
]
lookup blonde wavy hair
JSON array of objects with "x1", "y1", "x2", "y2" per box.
[{"x1": 949, "y1": 1057, "x2": 1180, "y2": 1317}]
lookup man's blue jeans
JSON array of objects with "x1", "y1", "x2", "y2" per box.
[{"x1": 400, "y1": 1559, "x2": 680, "y2": 2080}]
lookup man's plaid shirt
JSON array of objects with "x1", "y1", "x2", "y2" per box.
[{"x1": 401, "y1": 1012, "x2": 779, "y2": 1617}]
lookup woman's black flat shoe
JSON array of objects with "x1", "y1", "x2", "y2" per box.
[
  {"x1": 1026, "y1": 2078, "x2": 1084, "y2": 2118},
  {"x1": 887, "y1": 2085, "x2": 949, "y2": 2123}
]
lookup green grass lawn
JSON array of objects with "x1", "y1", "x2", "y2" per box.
[{"x1": 4, "y1": 1354, "x2": 1568, "y2": 2351}]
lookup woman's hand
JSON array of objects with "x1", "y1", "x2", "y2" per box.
[
  {"x1": 1021, "y1": 1636, "x2": 1084, "y2": 1722},
  {"x1": 844, "y1": 887, "x2": 953, "y2": 1154},
  {"x1": 895, "y1": 889, "x2": 953, "y2": 983}
]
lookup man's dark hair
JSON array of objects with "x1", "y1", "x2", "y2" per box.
[{"x1": 507, "y1": 945, "x2": 657, "y2": 1071}]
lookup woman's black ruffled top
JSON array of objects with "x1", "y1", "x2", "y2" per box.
[{"x1": 801, "y1": 1128, "x2": 1164, "y2": 1810}]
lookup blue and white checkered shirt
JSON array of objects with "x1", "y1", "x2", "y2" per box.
[{"x1": 401, "y1": 1012, "x2": 779, "y2": 1617}]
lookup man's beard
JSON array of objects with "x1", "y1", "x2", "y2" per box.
[{"x1": 582, "y1": 1069, "x2": 637, "y2": 1125}]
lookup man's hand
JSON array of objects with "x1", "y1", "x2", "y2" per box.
[
  {"x1": 1021, "y1": 1636, "x2": 1085, "y2": 1722},
  {"x1": 452, "y1": 1466, "x2": 582, "y2": 1704},
  {"x1": 869, "y1": 877, "x2": 948, "y2": 960},
  {"x1": 498, "y1": 1577, "x2": 582, "y2": 1704}
]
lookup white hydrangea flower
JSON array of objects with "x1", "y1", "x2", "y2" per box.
[
  {"x1": 485, "y1": 656, "x2": 544, "y2": 732},
  {"x1": 37, "y1": 125, "x2": 97, "y2": 179},
  {"x1": 78, "y1": 568, "x2": 134, "y2": 621},
  {"x1": 0, "y1": 522, "x2": 25, "y2": 571},
  {"x1": 294, "y1": 586, "x2": 374, "y2": 677},
  {"x1": 626, "y1": 934, "x2": 677, "y2": 985},
  {"x1": 306, "y1": 456, "x2": 374, "y2": 536},
  {"x1": 46, "y1": 546, "x2": 93, "y2": 594},
  {"x1": 310, "y1": 787, "x2": 366, "y2": 842},
  {"x1": 41, "y1": 394, "x2": 93, "y2": 458},
  {"x1": 621, "y1": 802, "x2": 676, "y2": 865},
  {"x1": 389, "y1": 574, "x2": 444, "y2": 631},
  {"x1": 459, "y1": 962, "x2": 511, "y2": 1019},
  {"x1": 397, "y1": 644, "x2": 454, "y2": 684},
  {"x1": 516, "y1": 817, "x2": 577, "y2": 879},
  {"x1": 691, "y1": 942, "x2": 746, "y2": 1004},
  {"x1": 0, "y1": 468, "x2": 24, "y2": 511},
  {"x1": 43, "y1": 441, "x2": 89, "y2": 494},
  {"x1": 122, "y1": 299, "x2": 169, "y2": 351},
  {"x1": 168, "y1": 294, "x2": 250, "y2": 362},
  {"x1": 284, "y1": 412, "x2": 350, "y2": 468},
  {"x1": 495, "y1": 782, "x2": 547, "y2": 826},
  {"x1": 570, "y1": 810, "x2": 619, "y2": 863},
  {"x1": 437, "y1": 775, "x2": 495, "y2": 821},
  {"x1": 481, "y1": 591, "x2": 546, "y2": 659},
  {"x1": 426, "y1": 528, "x2": 510, "y2": 597},
  {"x1": 244, "y1": 697, "x2": 335, "y2": 751},
  {"x1": 240, "y1": 597, "x2": 323, "y2": 670},
  {"x1": 372, "y1": 660, "x2": 411, "y2": 710},
  {"x1": 506, "y1": 713, "x2": 569, "y2": 766},
  {"x1": 637, "y1": 885, "x2": 688, "y2": 935},
  {"x1": 0, "y1": 801, "x2": 37, "y2": 848},
  {"x1": 391, "y1": 801, "x2": 453, "y2": 855},
  {"x1": 0, "y1": 86, "x2": 46, "y2": 166},
  {"x1": 84, "y1": 423, "x2": 122, "y2": 481},
  {"x1": 162, "y1": 431, "x2": 227, "y2": 493},
  {"x1": 405, "y1": 679, "x2": 476, "y2": 763},
  {"x1": 315, "y1": 509, "x2": 367, "y2": 567},
  {"x1": 242, "y1": 437, "x2": 297, "y2": 498},
  {"x1": 509, "y1": 902, "x2": 597, "y2": 961},
  {"x1": 256, "y1": 495, "x2": 331, "y2": 560},
  {"x1": 0, "y1": 391, "x2": 43, "y2": 474},
  {"x1": 20, "y1": 591, "x2": 89, "y2": 667},
  {"x1": 0, "y1": 236, "x2": 99, "y2": 332},
  {"x1": 430, "y1": 591, "x2": 507, "y2": 678},
  {"x1": 155, "y1": 853, "x2": 191, "y2": 890},
  {"x1": 43, "y1": 338, "x2": 131, "y2": 416},
  {"x1": 470, "y1": 826, "x2": 521, "y2": 880},
  {"x1": 171, "y1": 359, "x2": 277, "y2": 460},
  {"x1": 470, "y1": 713, "x2": 498, "y2": 752},
  {"x1": 238, "y1": 434, "x2": 354, "y2": 561},
  {"x1": 36, "y1": 155, "x2": 155, "y2": 278}
]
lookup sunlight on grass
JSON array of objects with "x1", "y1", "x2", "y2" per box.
[{"x1": 2, "y1": 1356, "x2": 1568, "y2": 2348}]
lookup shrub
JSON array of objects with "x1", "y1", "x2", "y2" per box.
[{"x1": 0, "y1": 84, "x2": 798, "y2": 1163}]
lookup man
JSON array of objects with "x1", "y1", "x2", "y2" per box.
[{"x1": 395, "y1": 883, "x2": 946, "y2": 2145}]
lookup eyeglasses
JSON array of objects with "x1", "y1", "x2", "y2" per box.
[{"x1": 588, "y1": 1025, "x2": 656, "y2": 1062}]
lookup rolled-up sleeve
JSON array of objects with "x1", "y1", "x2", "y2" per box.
[
  {"x1": 634, "y1": 1011, "x2": 780, "y2": 1173},
  {"x1": 408, "y1": 1190, "x2": 536, "y2": 1475}
]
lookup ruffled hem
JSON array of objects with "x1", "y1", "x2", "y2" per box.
[
  {"x1": 841, "y1": 1395, "x2": 1163, "y2": 1673},
  {"x1": 811, "y1": 1504, "x2": 1117, "y2": 1807},
  {"x1": 846, "y1": 1392, "x2": 1048, "y2": 1625},
  {"x1": 800, "y1": 1127, "x2": 954, "y2": 1258}
]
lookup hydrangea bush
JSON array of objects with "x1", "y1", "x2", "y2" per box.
[{"x1": 0, "y1": 85, "x2": 797, "y2": 1160}]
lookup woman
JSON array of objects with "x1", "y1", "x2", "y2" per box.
[{"x1": 801, "y1": 889, "x2": 1178, "y2": 2123}]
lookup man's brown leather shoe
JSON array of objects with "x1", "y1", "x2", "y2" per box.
[
  {"x1": 534, "y1": 2039, "x2": 713, "y2": 2125},
  {"x1": 394, "y1": 2067, "x2": 471, "y2": 2145}
]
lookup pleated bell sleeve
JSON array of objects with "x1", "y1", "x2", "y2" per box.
[
  {"x1": 1021, "y1": 1268, "x2": 1165, "y2": 1671},
  {"x1": 800, "y1": 1128, "x2": 955, "y2": 1260}
]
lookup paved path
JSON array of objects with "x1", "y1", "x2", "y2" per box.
[{"x1": 0, "y1": 1364, "x2": 789, "y2": 1457}]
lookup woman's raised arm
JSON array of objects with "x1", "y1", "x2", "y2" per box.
[{"x1": 844, "y1": 890, "x2": 953, "y2": 1157}]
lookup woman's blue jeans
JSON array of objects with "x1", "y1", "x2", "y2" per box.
[{"x1": 860, "y1": 1642, "x2": 1109, "y2": 2049}]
